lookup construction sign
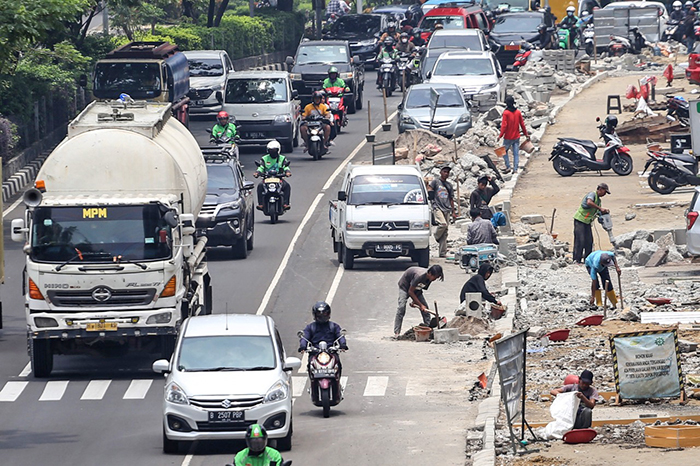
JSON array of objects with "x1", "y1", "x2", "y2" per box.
[{"x1": 610, "y1": 329, "x2": 684, "y2": 400}]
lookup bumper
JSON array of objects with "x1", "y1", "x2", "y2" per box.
[
  {"x1": 237, "y1": 121, "x2": 294, "y2": 146},
  {"x1": 350, "y1": 48, "x2": 378, "y2": 66},
  {"x1": 399, "y1": 120, "x2": 471, "y2": 138},
  {"x1": 344, "y1": 231, "x2": 430, "y2": 251},
  {"x1": 28, "y1": 308, "x2": 178, "y2": 338},
  {"x1": 197, "y1": 214, "x2": 245, "y2": 247},
  {"x1": 189, "y1": 95, "x2": 222, "y2": 115},
  {"x1": 686, "y1": 68, "x2": 700, "y2": 85}
]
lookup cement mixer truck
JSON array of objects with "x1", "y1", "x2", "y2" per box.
[{"x1": 11, "y1": 100, "x2": 211, "y2": 377}]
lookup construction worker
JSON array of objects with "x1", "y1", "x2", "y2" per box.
[
  {"x1": 584, "y1": 250, "x2": 621, "y2": 307},
  {"x1": 572, "y1": 183, "x2": 609, "y2": 263}
]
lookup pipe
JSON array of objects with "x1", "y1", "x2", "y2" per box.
[{"x1": 187, "y1": 236, "x2": 208, "y2": 270}]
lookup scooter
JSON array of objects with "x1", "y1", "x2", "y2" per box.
[
  {"x1": 397, "y1": 52, "x2": 416, "y2": 91},
  {"x1": 549, "y1": 117, "x2": 634, "y2": 177},
  {"x1": 325, "y1": 86, "x2": 348, "y2": 135},
  {"x1": 630, "y1": 26, "x2": 649, "y2": 54},
  {"x1": 255, "y1": 164, "x2": 288, "y2": 224},
  {"x1": 643, "y1": 148, "x2": 700, "y2": 194},
  {"x1": 667, "y1": 95, "x2": 690, "y2": 126},
  {"x1": 583, "y1": 23, "x2": 595, "y2": 56},
  {"x1": 304, "y1": 115, "x2": 329, "y2": 161},
  {"x1": 510, "y1": 43, "x2": 532, "y2": 71},
  {"x1": 607, "y1": 34, "x2": 630, "y2": 56},
  {"x1": 298, "y1": 331, "x2": 346, "y2": 418},
  {"x1": 557, "y1": 24, "x2": 579, "y2": 50},
  {"x1": 378, "y1": 56, "x2": 398, "y2": 96}
]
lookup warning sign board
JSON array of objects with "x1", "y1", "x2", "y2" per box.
[{"x1": 610, "y1": 329, "x2": 684, "y2": 400}]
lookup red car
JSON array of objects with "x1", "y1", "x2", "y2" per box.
[{"x1": 417, "y1": 6, "x2": 491, "y2": 41}]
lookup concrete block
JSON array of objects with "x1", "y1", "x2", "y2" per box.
[
  {"x1": 674, "y1": 228, "x2": 688, "y2": 245},
  {"x1": 501, "y1": 267, "x2": 519, "y2": 288},
  {"x1": 637, "y1": 241, "x2": 660, "y2": 265},
  {"x1": 498, "y1": 236, "x2": 516, "y2": 255},
  {"x1": 433, "y1": 328, "x2": 459, "y2": 344},
  {"x1": 645, "y1": 247, "x2": 668, "y2": 267},
  {"x1": 521, "y1": 214, "x2": 545, "y2": 224},
  {"x1": 653, "y1": 229, "x2": 673, "y2": 241}
]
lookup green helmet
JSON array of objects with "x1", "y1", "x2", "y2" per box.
[
  {"x1": 328, "y1": 66, "x2": 339, "y2": 76},
  {"x1": 245, "y1": 424, "x2": 268, "y2": 455}
]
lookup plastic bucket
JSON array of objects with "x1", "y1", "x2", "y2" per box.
[
  {"x1": 494, "y1": 146, "x2": 507, "y2": 157},
  {"x1": 490, "y1": 304, "x2": 506, "y2": 320},
  {"x1": 413, "y1": 325, "x2": 432, "y2": 342},
  {"x1": 520, "y1": 139, "x2": 535, "y2": 153}
]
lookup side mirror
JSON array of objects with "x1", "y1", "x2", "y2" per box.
[
  {"x1": 255, "y1": 161, "x2": 261, "y2": 167},
  {"x1": 152, "y1": 359, "x2": 170, "y2": 374},
  {"x1": 242, "y1": 180, "x2": 255, "y2": 190},
  {"x1": 180, "y1": 213, "x2": 196, "y2": 235},
  {"x1": 426, "y1": 71, "x2": 432, "y2": 79},
  {"x1": 283, "y1": 356, "x2": 302, "y2": 372},
  {"x1": 397, "y1": 102, "x2": 403, "y2": 110},
  {"x1": 205, "y1": 128, "x2": 212, "y2": 134},
  {"x1": 292, "y1": 89, "x2": 299, "y2": 99},
  {"x1": 11, "y1": 218, "x2": 26, "y2": 243},
  {"x1": 79, "y1": 74, "x2": 88, "y2": 88},
  {"x1": 338, "y1": 191, "x2": 347, "y2": 201},
  {"x1": 341, "y1": 328, "x2": 347, "y2": 336},
  {"x1": 215, "y1": 91, "x2": 223, "y2": 104},
  {"x1": 352, "y1": 55, "x2": 361, "y2": 64},
  {"x1": 596, "y1": 116, "x2": 601, "y2": 122},
  {"x1": 297, "y1": 330, "x2": 304, "y2": 338},
  {"x1": 428, "y1": 190, "x2": 436, "y2": 201},
  {"x1": 285, "y1": 56, "x2": 294, "y2": 66},
  {"x1": 281, "y1": 461, "x2": 293, "y2": 466},
  {"x1": 164, "y1": 211, "x2": 178, "y2": 228}
]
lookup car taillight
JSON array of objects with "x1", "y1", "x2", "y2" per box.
[{"x1": 687, "y1": 210, "x2": 699, "y2": 230}]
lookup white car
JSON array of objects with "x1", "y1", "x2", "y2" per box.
[
  {"x1": 686, "y1": 187, "x2": 700, "y2": 255},
  {"x1": 426, "y1": 29, "x2": 489, "y2": 52},
  {"x1": 426, "y1": 50, "x2": 506, "y2": 110},
  {"x1": 184, "y1": 50, "x2": 234, "y2": 115},
  {"x1": 153, "y1": 314, "x2": 301, "y2": 453}
]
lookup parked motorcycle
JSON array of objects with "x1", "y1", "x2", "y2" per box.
[
  {"x1": 644, "y1": 148, "x2": 700, "y2": 194},
  {"x1": 255, "y1": 164, "x2": 288, "y2": 224},
  {"x1": 378, "y1": 56, "x2": 398, "y2": 96},
  {"x1": 630, "y1": 26, "x2": 649, "y2": 54},
  {"x1": 304, "y1": 115, "x2": 329, "y2": 161},
  {"x1": 667, "y1": 95, "x2": 690, "y2": 126},
  {"x1": 549, "y1": 118, "x2": 634, "y2": 177},
  {"x1": 298, "y1": 331, "x2": 346, "y2": 418},
  {"x1": 325, "y1": 86, "x2": 348, "y2": 135},
  {"x1": 583, "y1": 23, "x2": 595, "y2": 56},
  {"x1": 205, "y1": 128, "x2": 240, "y2": 159},
  {"x1": 607, "y1": 34, "x2": 631, "y2": 56},
  {"x1": 663, "y1": 19, "x2": 682, "y2": 42}
]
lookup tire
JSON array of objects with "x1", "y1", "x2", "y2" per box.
[
  {"x1": 293, "y1": 124, "x2": 299, "y2": 147},
  {"x1": 282, "y1": 140, "x2": 294, "y2": 153},
  {"x1": 321, "y1": 387, "x2": 331, "y2": 418},
  {"x1": 356, "y1": 87, "x2": 363, "y2": 110},
  {"x1": 232, "y1": 237, "x2": 248, "y2": 259},
  {"x1": 648, "y1": 169, "x2": 677, "y2": 194},
  {"x1": 611, "y1": 154, "x2": 633, "y2": 176},
  {"x1": 163, "y1": 427, "x2": 179, "y2": 454},
  {"x1": 246, "y1": 213, "x2": 255, "y2": 251},
  {"x1": 336, "y1": 120, "x2": 342, "y2": 134},
  {"x1": 343, "y1": 245, "x2": 354, "y2": 269},
  {"x1": 276, "y1": 420, "x2": 293, "y2": 451},
  {"x1": 270, "y1": 209, "x2": 279, "y2": 224},
  {"x1": 346, "y1": 95, "x2": 357, "y2": 114},
  {"x1": 337, "y1": 241, "x2": 344, "y2": 264},
  {"x1": 417, "y1": 248, "x2": 430, "y2": 268},
  {"x1": 552, "y1": 156, "x2": 575, "y2": 176},
  {"x1": 30, "y1": 338, "x2": 53, "y2": 378}
]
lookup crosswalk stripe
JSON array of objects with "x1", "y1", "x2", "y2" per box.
[
  {"x1": 405, "y1": 379, "x2": 426, "y2": 396},
  {"x1": 39, "y1": 381, "x2": 69, "y2": 401},
  {"x1": 291, "y1": 377, "x2": 306, "y2": 397},
  {"x1": 123, "y1": 380, "x2": 153, "y2": 400},
  {"x1": 81, "y1": 380, "x2": 111, "y2": 400},
  {"x1": 0, "y1": 381, "x2": 28, "y2": 402},
  {"x1": 363, "y1": 376, "x2": 388, "y2": 397}
]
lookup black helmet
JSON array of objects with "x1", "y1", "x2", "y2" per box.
[
  {"x1": 312, "y1": 90, "x2": 324, "y2": 101},
  {"x1": 400, "y1": 32, "x2": 409, "y2": 39},
  {"x1": 312, "y1": 301, "x2": 331, "y2": 323},
  {"x1": 605, "y1": 115, "x2": 618, "y2": 128},
  {"x1": 537, "y1": 23, "x2": 547, "y2": 32},
  {"x1": 384, "y1": 37, "x2": 395, "y2": 47},
  {"x1": 245, "y1": 424, "x2": 268, "y2": 455}
]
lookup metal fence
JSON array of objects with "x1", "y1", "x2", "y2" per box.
[{"x1": 594, "y1": 7, "x2": 665, "y2": 47}]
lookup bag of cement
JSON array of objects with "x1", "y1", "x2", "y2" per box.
[
  {"x1": 635, "y1": 97, "x2": 656, "y2": 118},
  {"x1": 540, "y1": 391, "x2": 580, "y2": 440}
]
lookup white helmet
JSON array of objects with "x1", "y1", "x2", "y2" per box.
[
  {"x1": 686, "y1": 0, "x2": 693, "y2": 6},
  {"x1": 673, "y1": 0, "x2": 682, "y2": 9},
  {"x1": 267, "y1": 140, "x2": 281, "y2": 152},
  {"x1": 566, "y1": 5, "x2": 575, "y2": 14}
]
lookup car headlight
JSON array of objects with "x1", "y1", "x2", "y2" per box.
[
  {"x1": 219, "y1": 200, "x2": 241, "y2": 211},
  {"x1": 346, "y1": 221, "x2": 366, "y2": 230},
  {"x1": 289, "y1": 73, "x2": 302, "y2": 80},
  {"x1": 340, "y1": 72, "x2": 353, "y2": 80},
  {"x1": 264, "y1": 381, "x2": 289, "y2": 403},
  {"x1": 459, "y1": 113, "x2": 471, "y2": 123},
  {"x1": 146, "y1": 312, "x2": 172, "y2": 324},
  {"x1": 410, "y1": 221, "x2": 430, "y2": 230},
  {"x1": 400, "y1": 115, "x2": 414, "y2": 124},
  {"x1": 165, "y1": 382, "x2": 189, "y2": 405},
  {"x1": 274, "y1": 114, "x2": 292, "y2": 123},
  {"x1": 480, "y1": 82, "x2": 498, "y2": 91},
  {"x1": 359, "y1": 38, "x2": 377, "y2": 46}
]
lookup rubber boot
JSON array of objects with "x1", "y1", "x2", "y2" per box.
[
  {"x1": 594, "y1": 290, "x2": 602, "y2": 306},
  {"x1": 606, "y1": 290, "x2": 618, "y2": 308}
]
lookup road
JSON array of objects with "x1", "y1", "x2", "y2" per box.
[{"x1": 0, "y1": 86, "x2": 479, "y2": 465}]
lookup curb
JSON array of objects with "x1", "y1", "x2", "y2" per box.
[{"x1": 2, "y1": 151, "x2": 52, "y2": 204}]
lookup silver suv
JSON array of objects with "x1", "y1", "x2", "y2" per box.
[{"x1": 184, "y1": 50, "x2": 234, "y2": 115}]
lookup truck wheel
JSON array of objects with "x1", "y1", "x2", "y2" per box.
[
  {"x1": 343, "y1": 245, "x2": 355, "y2": 269},
  {"x1": 346, "y1": 95, "x2": 357, "y2": 114},
  {"x1": 417, "y1": 248, "x2": 430, "y2": 268},
  {"x1": 233, "y1": 238, "x2": 248, "y2": 259},
  {"x1": 163, "y1": 427, "x2": 179, "y2": 454},
  {"x1": 31, "y1": 339, "x2": 53, "y2": 378}
]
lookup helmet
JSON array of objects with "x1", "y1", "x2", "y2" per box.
[
  {"x1": 673, "y1": 0, "x2": 682, "y2": 8},
  {"x1": 605, "y1": 115, "x2": 618, "y2": 128},
  {"x1": 217, "y1": 111, "x2": 229, "y2": 125},
  {"x1": 312, "y1": 301, "x2": 331, "y2": 323},
  {"x1": 312, "y1": 90, "x2": 324, "y2": 101},
  {"x1": 267, "y1": 140, "x2": 281, "y2": 157},
  {"x1": 686, "y1": 0, "x2": 693, "y2": 6},
  {"x1": 434, "y1": 23, "x2": 444, "y2": 29},
  {"x1": 566, "y1": 5, "x2": 575, "y2": 14},
  {"x1": 400, "y1": 32, "x2": 409, "y2": 42},
  {"x1": 245, "y1": 424, "x2": 268, "y2": 455},
  {"x1": 384, "y1": 38, "x2": 395, "y2": 47},
  {"x1": 388, "y1": 22, "x2": 396, "y2": 31},
  {"x1": 537, "y1": 23, "x2": 547, "y2": 32},
  {"x1": 328, "y1": 66, "x2": 338, "y2": 77}
]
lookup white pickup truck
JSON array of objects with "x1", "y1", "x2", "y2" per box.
[{"x1": 329, "y1": 164, "x2": 432, "y2": 269}]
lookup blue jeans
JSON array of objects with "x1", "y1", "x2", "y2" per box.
[{"x1": 503, "y1": 138, "x2": 520, "y2": 171}]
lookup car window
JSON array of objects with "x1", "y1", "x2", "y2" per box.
[
  {"x1": 349, "y1": 174, "x2": 426, "y2": 205},
  {"x1": 492, "y1": 15, "x2": 542, "y2": 34},
  {"x1": 429, "y1": 34, "x2": 483, "y2": 50},
  {"x1": 207, "y1": 164, "x2": 238, "y2": 192},
  {"x1": 188, "y1": 58, "x2": 225, "y2": 77},
  {"x1": 406, "y1": 87, "x2": 464, "y2": 108},
  {"x1": 434, "y1": 57, "x2": 494, "y2": 76},
  {"x1": 692, "y1": 190, "x2": 700, "y2": 212},
  {"x1": 476, "y1": 13, "x2": 488, "y2": 31},
  {"x1": 296, "y1": 45, "x2": 350, "y2": 65},
  {"x1": 421, "y1": 15, "x2": 466, "y2": 30},
  {"x1": 332, "y1": 15, "x2": 383, "y2": 34},
  {"x1": 178, "y1": 335, "x2": 277, "y2": 371},
  {"x1": 484, "y1": 0, "x2": 529, "y2": 11},
  {"x1": 226, "y1": 78, "x2": 288, "y2": 104}
]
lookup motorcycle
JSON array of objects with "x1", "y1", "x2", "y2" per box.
[
  {"x1": 630, "y1": 26, "x2": 649, "y2": 54},
  {"x1": 205, "y1": 128, "x2": 240, "y2": 159},
  {"x1": 325, "y1": 86, "x2": 348, "y2": 135},
  {"x1": 583, "y1": 23, "x2": 595, "y2": 56},
  {"x1": 397, "y1": 52, "x2": 415, "y2": 91},
  {"x1": 607, "y1": 34, "x2": 630, "y2": 56},
  {"x1": 644, "y1": 148, "x2": 700, "y2": 194},
  {"x1": 304, "y1": 115, "x2": 329, "y2": 160},
  {"x1": 663, "y1": 19, "x2": 682, "y2": 42},
  {"x1": 667, "y1": 95, "x2": 690, "y2": 127},
  {"x1": 549, "y1": 117, "x2": 634, "y2": 177},
  {"x1": 511, "y1": 43, "x2": 532, "y2": 71},
  {"x1": 255, "y1": 164, "x2": 288, "y2": 224},
  {"x1": 378, "y1": 56, "x2": 398, "y2": 96},
  {"x1": 557, "y1": 23, "x2": 579, "y2": 50},
  {"x1": 298, "y1": 331, "x2": 345, "y2": 418}
]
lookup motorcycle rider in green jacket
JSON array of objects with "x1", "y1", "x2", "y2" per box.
[
  {"x1": 211, "y1": 111, "x2": 237, "y2": 140},
  {"x1": 233, "y1": 424, "x2": 284, "y2": 466},
  {"x1": 253, "y1": 140, "x2": 292, "y2": 210}
]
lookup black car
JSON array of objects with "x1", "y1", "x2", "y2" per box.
[
  {"x1": 286, "y1": 40, "x2": 365, "y2": 113},
  {"x1": 196, "y1": 152, "x2": 255, "y2": 259},
  {"x1": 323, "y1": 14, "x2": 389, "y2": 68},
  {"x1": 488, "y1": 12, "x2": 544, "y2": 68}
]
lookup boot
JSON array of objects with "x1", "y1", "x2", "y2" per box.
[
  {"x1": 594, "y1": 290, "x2": 602, "y2": 306},
  {"x1": 606, "y1": 290, "x2": 618, "y2": 308}
]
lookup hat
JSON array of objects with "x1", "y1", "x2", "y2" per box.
[
  {"x1": 439, "y1": 164, "x2": 452, "y2": 171},
  {"x1": 597, "y1": 183, "x2": 611, "y2": 194},
  {"x1": 600, "y1": 253, "x2": 613, "y2": 267},
  {"x1": 580, "y1": 370, "x2": 594, "y2": 383}
]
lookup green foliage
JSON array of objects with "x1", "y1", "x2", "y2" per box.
[
  {"x1": 154, "y1": 25, "x2": 205, "y2": 50},
  {"x1": 0, "y1": 115, "x2": 19, "y2": 159}
]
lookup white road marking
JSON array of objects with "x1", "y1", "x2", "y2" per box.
[
  {"x1": 363, "y1": 376, "x2": 388, "y2": 397},
  {"x1": 180, "y1": 441, "x2": 198, "y2": 466},
  {"x1": 0, "y1": 381, "x2": 28, "y2": 402},
  {"x1": 405, "y1": 379, "x2": 426, "y2": 397},
  {"x1": 2, "y1": 197, "x2": 24, "y2": 219},
  {"x1": 299, "y1": 351, "x2": 308, "y2": 374},
  {"x1": 123, "y1": 379, "x2": 153, "y2": 400},
  {"x1": 18, "y1": 362, "x2": 31, "y2": 377},
  {"x1": 39, "y1": 381, "x2": 69, "y2": 401},
  {"x1": 80, "y1": 380, "x2": 111, "y2": 400},
  {"x1": 292, "y1": 377, "x2": 307, "y2": 397},
  {"x1": 325, "y1": 265, "x2": 344, "y2": 306}
]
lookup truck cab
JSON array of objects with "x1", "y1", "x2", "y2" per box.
[{"x1": 329, "y1": 164, "x2": 432, "y2": 269}]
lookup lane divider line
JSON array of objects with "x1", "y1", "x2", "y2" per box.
[
  {"x1": 18, "y1": 363, "x2": 31, "y2": 378},
  {"x1": 2, "y1": 197, "x2": 24, "y2": 219}
]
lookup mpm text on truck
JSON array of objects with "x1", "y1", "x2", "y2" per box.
[{"x1": 12, "y1": 100, "x2": 211, "y2": 377}]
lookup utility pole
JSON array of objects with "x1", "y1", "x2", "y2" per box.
[
  {"x1": 102, "y1": 0, "x2": 109, "y2": 36},
  {"x1": 314, "y1": 0, "x2": 324, "y2": 40}
]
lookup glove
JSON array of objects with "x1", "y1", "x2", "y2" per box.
[{"x1": 298, "y1": 347, "x2": 305, "y2": 353}]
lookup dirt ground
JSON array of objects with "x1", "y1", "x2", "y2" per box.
[
  {"x1": 499, "y1": 444, "x2": 700, "y2": 466},
  {"x1": 511, "y1": 73, "x2": 698, "y2": 250}
]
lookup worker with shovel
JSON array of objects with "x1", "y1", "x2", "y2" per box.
[
  {"x1": 573, "y1": 183, "x2": 610, "y2": 263},
  {"x1": 393, "y1": 265, "x2": 444, "y2": 339},
  {"x1": 584, "y1": 250, "x2": 621, "y2": 307}
]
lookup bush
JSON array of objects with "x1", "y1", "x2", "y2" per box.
[
  {"x1": 154, "y1": 25, "x2": 204, "y2": 50},
  {"x1": 0, "y1": 115, "x2": 18, "y2": 159}
]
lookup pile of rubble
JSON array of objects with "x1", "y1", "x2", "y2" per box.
[{"x1": 612, "y1": 230, "x2": 688, "y2": 266}]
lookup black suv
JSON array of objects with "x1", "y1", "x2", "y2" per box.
[
  {"x1": 323, "y1": 14, "x2": 389, "y2": 68},
  {"x1": 286, "y1": 40, "x2": 365, "y2": 114},
  {"x1": 196, "y1": 152, "x2": 255, "y2": 259}
]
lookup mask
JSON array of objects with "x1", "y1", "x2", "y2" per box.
[{"x1": 401, "y1": 38, "x2": 408, "y2": 43}]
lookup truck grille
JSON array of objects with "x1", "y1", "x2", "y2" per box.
[
  {"x1": 188, "y1": 89, "x2": 213, "y2": 100},
  {"x1": 47, "y1": 288, "x2": 157, "y2": 307},
  {"x1": 189, "y1": 396, "x2": 264, "y2": 409},
  {"x1": 302, "y1": 74, "x2": 325, "y2": 88},
  {"x1": 367, "y1": 221, "x2": 410, "y2": 231}
]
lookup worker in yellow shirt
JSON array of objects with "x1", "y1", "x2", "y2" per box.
[{"x1": 300, "y1": 91, "x2": 332, "y2": 150}]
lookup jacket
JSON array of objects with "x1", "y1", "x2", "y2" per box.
[
  {"x1": 302, "y1": 102, "x2": 331, "y2": 119},
  {"x1": 212, "y1": 122, "x2": 237, "y2": 139},
  {"x1": 299, "y1": 321, "x2": 347, "y2": 351},
  {"x1": 256, "y1": 154, "x2": 290, "y2": 175},
  {"x1": 234, "y1": 447, "x2": 283, "y2": 466},
  {"x1": 323, "y1": 77, "x2": 347, "y2": 90},
  {"x1": 499, "y1": 108, "x2": 528, "y2": 140}
]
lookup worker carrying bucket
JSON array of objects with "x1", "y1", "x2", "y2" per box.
[
  {"x1": 572, "y1": 183, "x2": 610, "y2": 263},
  {"x1": 584, "y1": 250, "x2": 621, "y2": 307}
]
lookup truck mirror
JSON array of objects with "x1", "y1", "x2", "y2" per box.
[
  {"x1": 215, "y1": 91, "x2": 223, "y2": 104},
  {"x1": 338, "y1": 191, "x2": 347, "y2": 201},
  {"x1": 285, "y1": 56, "x2": 294, "y2": 66},
  {"x1": 164, "y1": 211, "x2": 178, "y2": 228},
  {"x1": 180, "y1": 213, "x2": 196, "y2": 235},
  {"x1": 428, "y1": 190, "x2": 436, "y2": 201},
  {"x1": 397, "y1": 102, "x2": 403, "y2": 110},
  {"x1": 11, "y1": 218, "x2": 26, "y2": 243},
  {"x1": 79, "y1": 74, "x2": 88, "y2": 88},
  {"x1": 426, "y1": 71, "x2": 432, "y2": 79},
  {"x1": 352, "y1": 55, "x2": 361, "y2": 65}
]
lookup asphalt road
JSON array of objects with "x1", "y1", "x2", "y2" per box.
[{"x1": 0, "y1": 85, "x2": 481, "y2": 466}]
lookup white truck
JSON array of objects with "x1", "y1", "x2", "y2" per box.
[
  {"x1": 329, "y1": 164, "x2": 432, "y2": 269},
  {"x1": 11, "y1": 100, "x2": 210, "y2": 377}
]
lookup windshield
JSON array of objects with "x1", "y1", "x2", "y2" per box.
[
  {"x1": 434, "y1": 57, "x2": 494, "y2": 76},
  {"x1": 93, "y1": 62, "x2": 162, "y2": 100},
  {"x1": 429, "y1": 34, "x2": 483, "y2": 50},
  {"x1": 225, "y1": 78, "x2": 288, "y2": 104},
  {"x1": 207, "y1": 164, "x2": 238, "y2": 191},
  {"x1": 178, "y1": 335, "x2": 276, "y2": 371},
  {"x1": 484, "y1": 0, "x2": 530, "y2": 11},
  {"x1": 296, "y1": 45, "x2": 350, "y2": 65},
  {"x1": 492, "y1": 15, "x2": 542, "y2": 33},
  {"x1": 332, "y1": 15, "x2": 382, "y2": 34},
  {"x1": 349, "y1": 174, "x2": 426, "y2": 205},
  {"x1": 30, "y1": 205, "x2": 172, "y2": 262},
  {"x1": 406, "y1": 87, "x2": 464, "y2": 108},
  {"x1": 420, "y1": 15, "x2": 465, "y2": 30},
  {"x1": 188, "y1": 58, "x2": 224, "y2": 77}
]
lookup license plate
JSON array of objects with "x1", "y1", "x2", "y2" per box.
[
  {"x1": 194, "y1": 100, "x2": 204, "y2": 106},
  {"x1": 375, "y1": 244, "x2": 402, "y2": 253},
  {"x1": 266, "y1": 177, "x2": 281, "y2": 183},
  {"x1": 86, "y1": 322, "x2": 118, "y2": 331},
  {"x1": 245, "y1": 132, "x2": 266, "y2": 139},
  {"x1": 208, "y1": 411, "x2": 244, "y2": 423},
  {"x1": 504, "y1": 45, "x2": 520, "y2": 51}
]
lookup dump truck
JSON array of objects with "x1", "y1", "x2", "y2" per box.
[{"x1": 11, "y1": 100, "x2": 210, "y2": 377}]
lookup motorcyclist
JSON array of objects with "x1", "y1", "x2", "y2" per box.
[
  {"x1": 401, "y1": 11, "x2": 416, "y2": 31},
  {"x1": 396, "y1": 32, "x2": 417, "y2": 55},
  {"x1": 379, "y1": 22, "x2": 401, "y2": 43},
  {"x1": 685, "y1": 0, "x2": 694, "y2": 15},
  {"x1": 254, "y1": 140, "x2": 291, "y2": 210},
  {"x1": 558, "y1": 6, "x2": 580, "y2": 48},
  {"x1": 299, "y1": 301, "x2": 348, "y2": 375},
  {"x1": 671, "y1": 1, "x2": 685, "y2": 21},
  {"x1": 536, "y1": 23, "x2": 554, "y2": 49},
  {"x1": 234, "y1": 424, "x2": 283, "y2": 466},
  {"x1": 376, "y1": 38, "x2": 400, "y2": 88},
  {"x1": 211, "y1": 111, "x2": 237, "y2": 141},
  {"x1": 323, "y1": 66, "x2": 350, "y2": 93},
  {"x1": 411, "y1": 29, "x2": 427, "y2": 47},
  {"x1": 300, "y1": 91, "x2": 332, "y2": 149}
]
